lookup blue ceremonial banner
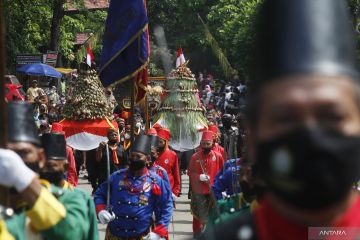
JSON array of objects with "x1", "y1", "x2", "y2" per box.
[{"x1": 99, "y1": 0, "x2": 149, "y2": 87}]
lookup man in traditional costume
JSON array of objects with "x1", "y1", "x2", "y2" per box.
[
  {"x1": 188, "y1": 130, "x2": 224, "y2": 237},
  {"x1": 96, "y1": 128, "x2": 128, "y2": 185},
  {"x1": 147, "y1": 128, "x2": 170, "y2": 185},
  {"x1": 201, "y1": 0, "x2": 360, "y2": 239},
  {"x1": 40, "y1": 133, "x2": 74, "y2": 189},
  {"x1": 95, "y1": 135, "x2": 173, "y2": 240},
  {"x1": 4, "y1": 101, "x2": 98, "y2": 239},
  {"x1": 51, "y1": 123, "x2": 78, "y2": 187},
  {"x1": 156, "y1": 128, "x2": 181, "y2": 198}
]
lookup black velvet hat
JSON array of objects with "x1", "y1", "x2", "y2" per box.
[
  {"x1": 7, "y1": 102, "x2": 40, "y2": 146},
  {"x1": 41, "y1": 133, "x2": 67, "y2": 160},
  {"x1": 132, "y1": 134, "x2": 151, "y2": 155},
  {"x1": 254, "y1": 0, "x2": 358, "y2": 89},
  {"x1": 149, "y1": 135, "x2": 160, "y2": 148}
]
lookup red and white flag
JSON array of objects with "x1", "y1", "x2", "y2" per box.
[
  {"x1": 87, "y1": 44, "x2": 95, "y2": 67},
  {"x1": 176, "y1": 48, "x2": 186, "y2": 68}
]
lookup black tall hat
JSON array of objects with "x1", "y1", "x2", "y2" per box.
[
  {"x1": 149, "y1": 135, "x2": 160, "y2": 148},
  {"x1": 132, "y1": 134, "x2": 151, "y2": 155},
  {"x1": 41, "y1": 133, "x2": 67, "y2": 160},
  {"x1": 254, "y1": 0, "x2": 358, "y2": 88},
  {"x1": 7, "y1": 102, "x2": 40, "y2": 146}
]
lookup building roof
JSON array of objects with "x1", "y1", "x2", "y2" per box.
[{"x1": 66, "y1": 0, "x2": 109, "y2": 12}]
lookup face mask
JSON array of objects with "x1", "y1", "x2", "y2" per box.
[
  {"x1": 108, "y1": 139, "x2": 117, "y2": 145},
  {"x1": 26, "y1": 162, "x2": 40, "y2": 173},
  {"x1": 125, "y1": 133, "x2": 131, "y2": 140},
  {"x1": 129, "y1": 158, "x2": 146, "y2": 171},
  {"x1": 146, "y1": 156, "x2": 156, "y2": 168},
  {"x1": 254, "y1": 127, "x2": 360, "y2": 209},
  {"x1": 135, "y1": 122, "x2": 142, "y2": 128},
  {"x1": 39, "y1": 170, "x2": 64, "y2": 186},
  {"x1": 157, "y1": 146, "x2": 165, "y2": 153},
  {"x1": 202, "y1": 147, "x2": 212, "y2": 154}
]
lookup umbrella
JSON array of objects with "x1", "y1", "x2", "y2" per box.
[
  {"x1": 17, "y1": 63, "x2": 62, "y2": 78},
  {"x1": 60, "y1": 118, "x2": 118, "y2": 151}
]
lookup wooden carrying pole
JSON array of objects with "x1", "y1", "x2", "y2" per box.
[
  {"x1": 0, "y1": 0, "x2": 9, "y2": 205},
  {"x1": 131, "y1": 78, "x2": 135, "y2": 140}
]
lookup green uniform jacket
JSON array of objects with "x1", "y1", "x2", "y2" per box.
[
  {"x1": 6, "y1": 186, "x2": 99, "y2": 240},
  {"x1": 208, "y1": 193, "x2": 251, "y2": 226}
]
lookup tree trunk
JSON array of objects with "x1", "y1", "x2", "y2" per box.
[
  {"x1": 50, "y1": 0, "x2": 66, "y2": 51},
  {"x1": 0, "y1": 0, "x2": 9, "y2": 206}
]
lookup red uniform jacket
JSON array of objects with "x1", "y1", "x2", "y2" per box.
[
  {"x1": 156, "y1": 148, "x2": 180, "y2": 196},
  {"x1": 213, "y1": 143, "x2": 226, "y2": 161},
  {"x1": 255, "y1": 196, "x2": 360, "y2": 240},
  {"x1": 187, "y1": 149, "x2": 224, "y2": 195},
  {"x1": 66, "y1": 146, "x2": 78, "y2": 186}
]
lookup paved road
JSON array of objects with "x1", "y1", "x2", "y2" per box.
[{"x1": 77, "y1": 173, "x2": 193, "y2": 240}]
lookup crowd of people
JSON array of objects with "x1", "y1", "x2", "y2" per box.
[
  {"x1": 0, "y1": 98, "x2": 236, "y2": 239},
  {"x1": 25, "y1": 78, "x2": 67, "y2": 133},
  {"x1": 2, "y1": 0, "x2": 360, "y2": 239}
]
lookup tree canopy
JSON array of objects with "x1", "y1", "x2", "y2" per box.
[
  {"x1": 3, "y1": 0, "x2": 360, "y2": 80},
  {"x1": 3, "y1": 0, "x2": 106, "y2": 72}
]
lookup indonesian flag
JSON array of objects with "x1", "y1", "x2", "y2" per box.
[
  {"x1": 176, "y1": 48, "x2": 186, "y2": 68},
  {"x1": 87, "y1": 44, "x2": 95, "y2": 67},
  {"x1": 60, "y1": 118, "x2": 118, "y2": 151}
]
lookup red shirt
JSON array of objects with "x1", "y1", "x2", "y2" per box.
[
  {"x1": 255, "y1": 195, "x2": 360, "y2": 240},
  {"x1": 156, "y1": 148, "x2": 180, "y2": 196},
  {"x1": 187, "y1": 149, "x2": 224, "y2": 194},
  {"x1": 213, "y1": 143, "x2": 226, "y2": 163},
  {"x1": 66, "y1": 146, "x2": 78, "y2": 187}
]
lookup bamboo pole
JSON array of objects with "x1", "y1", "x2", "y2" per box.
[
  {"x1": 0, "y1": 0, "x2": 9, "y2": 205},
  {"x1": 131, "y1": 77, "x2": 135, "y2": 140},
  {"x1": 145, "y1": 89, "x2": 149, "y2": 130}
]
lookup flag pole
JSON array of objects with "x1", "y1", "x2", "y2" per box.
[
  {"x1": 0, "y1": 0, "x2": 7, "y2": 147},
  {"x1": 0, "y1": 0, "x2": 9, "y2": 205},
  {"x1": 144, "y1": 68, "x2": 149, "y2": 131},
  {"x1": 131, "y1": 77, "x2": 135, "y2": 140}
]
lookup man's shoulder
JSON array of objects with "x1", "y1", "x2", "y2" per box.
[
  {"x1": 212, "y1": 150, "x2": 223, "y2": 158},
  {"x1": 112, "y1": 168, "x2": 127, "y2": 177},
  {"x1": 165, "y1": 148, "x2": 177, "y2": 156},
  {"x1": 104, "y1": 169, "x2": 128, "y2": 182},
  {"x1": 58, "y1": 186, "x2": 92, "y2": 202},
  {"x1": 148, "y1": 170, "x2": 165, "y2": 183},
  {"x1": 191, "y1": 151, "x2": 202, "y2": 158},
  {"x1": 225, "y1": 158, "x2": 241, "y2": 168},
  {"x1": 156, "y1": 164, "x2": 167, "y2": 173}
]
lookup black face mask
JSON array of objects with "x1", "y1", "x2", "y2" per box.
[
  {"x1": 40, "y1": 170, "x2": 64, "y2": 186},
  {"x1": 108, "y1": 140, "x2": 117, "y2": 145},
  {"x1": 26, "y1": 162, "x2": 40, "y2": 173},
  {"x1": 157, "y1": 146, "x2": 165, "y2": 153},
  {"x1": 129, "y1": 158, "x2": 146, "y2": 171},
  {"x1": 146, "y1": 156, "x2": 156, "y2": 169},
  {"x1": 203, "y1": 147, "x2": 212, "y2": 154},
  {"x1": 254, "y1": 127, "x2": 360, "y2": 210}
]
